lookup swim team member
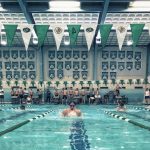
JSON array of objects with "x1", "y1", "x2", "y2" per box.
[
  {"x1": 117, "y1": 100, "x2": 126, "y2": 112},
  {"x1": 62, "y1": 101, "x2": 82, "y2": 117}
]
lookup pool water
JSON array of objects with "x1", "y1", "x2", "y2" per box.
[{"x1": 0, "y1": 105, "x2": 150, "y2": 150}]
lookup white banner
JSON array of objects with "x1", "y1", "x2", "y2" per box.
[
  {"x1": 51, "y1": 24, "x2": 66, "y2": 50},
  {"x1": 114, "y1": 24, "x2": 128, "y2": 50},
  {"x1": 19, "y1": 24, "x2": 34, "y2": 50},
  {"x1": 82, "y1": 24, "x2": 97, "y2": 51},
  {"x1": 0, "y1": 24, "x2": 2, "y2": 33},
  {"x1": 146, "y1": 23, "x2": 150, "y2": 36}
]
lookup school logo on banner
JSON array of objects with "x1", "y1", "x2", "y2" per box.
[
  {"x1": 23, "y1": 27, "x2": 31, "y2": 33},
  {"x1": 86, "y1": 27, "x2": 94, "y2": 32},
  {"x1": 19, "y1": 24, "x2": 34, "y2": 50},
  {"x1": 54, "y1": 27, "x2": 63, "y2": 34},
  {"x1": 114, "y1": 24, "x2": 128, "y2": 50},
  {"x1": 51, "y1": 24, "x2": 66, "y2": 50},
  {"x1": 118, "y1": 26, "x2": 125, "y2": 33},
  {"x1": 82, "y1": 24, "x2": 97, "y2": 50}
]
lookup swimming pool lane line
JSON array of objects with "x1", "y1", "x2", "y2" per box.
[
  {"x1": 104, "y1": 111, "x2": 150, "y2": 131},
  {"x1": 0, "y1": 105, "x2": 33, "y2": 111},
  {"x1": 129, "y1": 106, "x2": 150, "y2": 112},
  {"x1": 0, "y1": 111, "x2": 29, "y2": 124},
  {"x1": 0, "y1": 110, "x2": 54, "y2": 137},
  {"x1": 69, "y1": 120, "x2": 90, "y2": 150},
  {"x1": 0, "y1": 108, "x2": 43, "y2": 124},
  {"x1": 0, "y1": 104, "x2": 11, "y2": 107},
  {"x1": 124, "y1": 112, "x2": 150, "y2": 122}
]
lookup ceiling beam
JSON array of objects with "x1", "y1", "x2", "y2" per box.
[
  {"x1": 17, "y1": 0, "x2": 35, "y2": 24},
  {"x1": 94, "y1": 0, "x2": 110, "y2": 39},
  {"x1": 0, "y1": 0, "x2": 138, "y2": 2},
  {"x1": 100, "y1": 0, "x2": 110, "y2": 24}
]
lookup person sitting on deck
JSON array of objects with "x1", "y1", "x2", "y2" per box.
[
  {"x1": 94, "y1": 88, "x2": 101, "y2": 104},
  {"x1": 62, "y1": 101, "x2": 82, "y2": 117},
  {"x1": 11, "y1": 88, "x2": 15, "y2": 96},
  {"x1": 89, "y1": 88, "x2": 95, "y2": 104},
  {"x1": 62, "y1": 88, "x2": 68, "y2": 101},
  {"x1": 117, "y1": 100, "x2": 126, "y2": 112}
]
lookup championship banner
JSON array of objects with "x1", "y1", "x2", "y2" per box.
[
  {"x1": 82, "y1": 24, "x2": 97, "y2": 51},
  {"x1": 34, "y1": 25, "x2": 49, "y2": 47},
  {"x1": 130, "y1": 24, "x2": 145, "y2": 47},
  {"x1": 114, "y1": 24, "x2": 128, "y2": 50},
  {"x1": 4, "y1": 24, "x2": 18, "y2": 46},
  {"x1": 67, "y1": 25, "x2": 81, "y2": 45},
  {"x1": 99, "y1": 24, "x2": 112, "y2": 47},
  {"x1": 51, "y1": 24, "x2": 66, "y2": 50},
  {"x1": 19, "y1": 24, "x2": 34, "y2": 50}
]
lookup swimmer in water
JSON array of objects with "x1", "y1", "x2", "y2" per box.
[
  {"x1": 20, "y1": 105, "x2": 25, "y2": 110},
  {"x1": 62, "y1": 101, "x2": 82, "y2": 117},
  {"x1": 117, "y1": 100, "x2": 126, "y2": 112}
]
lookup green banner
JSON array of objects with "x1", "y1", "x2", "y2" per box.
[
  {"x1": 99, "y1": 24, "x2": 112, "y2": 47},
  {"x1": 34, "y1": 25, "x2": 49, "y2": 47},
  {"x1": 67, "y1": 25, "x2": 81, "y2": 45},
  {"x1": 4, "y1": 24, "x2": 18, "y2": 46},
  {"x1": 130, "y1": 24, "x2": 145, "y2": 47}
]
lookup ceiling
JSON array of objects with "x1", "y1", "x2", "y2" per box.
[{"x1": 0, "y1": 0, "x2": 150, "y2": 47}]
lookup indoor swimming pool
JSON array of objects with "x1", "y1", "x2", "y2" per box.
[{"x1": 0, "y1": 105, "x2": 150, "y2": 150}]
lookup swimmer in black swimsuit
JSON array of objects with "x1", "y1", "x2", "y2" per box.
[{"x1": 20, "y1": 105, "x2": 25, "y2": 110}]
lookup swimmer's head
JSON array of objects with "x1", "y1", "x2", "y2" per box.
[
  {"x1": 20, "y1": 105, "x2": 25, "y2": 110},
  {"x1": 69, "y1": 101, "x2": 76, "y2": 110},
  {"x1": 119, "y1": 101, "x2": 124, "y2": 107}
]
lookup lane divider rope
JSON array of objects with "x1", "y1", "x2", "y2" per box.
[
  {"x1": 0, "y1": 105, "x2": 13, "y2": 107},
  {"x1": 0, "y1": 109, "x2": 54, "y2": 136},
  {"x1": 104, "y1": 110, "x2": 150, "y2": 131},
  {"x1": 124, "y1": 112, "x2": 150, "y2": 122},
  {"x1": 0, "y1": 105, "x2": 33, "y2": 111},
  {"x1": 131, "y1": 106, "x2": 150, "y2": 112}
]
